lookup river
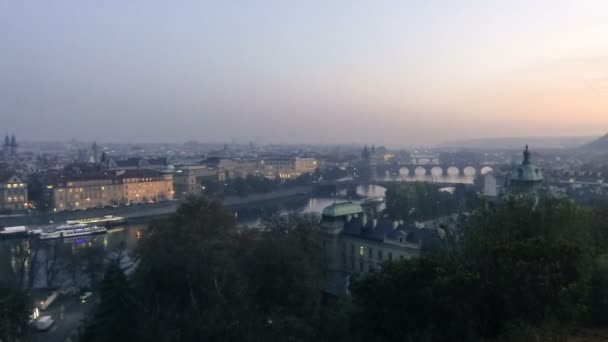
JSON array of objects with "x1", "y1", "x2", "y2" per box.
[{"x1": 0, "y1": 185, "x2": 387, "y2": 289}]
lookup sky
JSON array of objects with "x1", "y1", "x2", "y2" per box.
[{"x1": 1, "y1": 1, "x2": 607, "y2": 147}]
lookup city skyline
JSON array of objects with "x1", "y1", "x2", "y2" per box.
[{"x1": 1, "y1": 1, "x2": 607, "y2": 145}]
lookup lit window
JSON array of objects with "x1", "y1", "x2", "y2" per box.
[
  {"x1": 359, "y1": 246, "x2": 365, "y2": 256},
  {"x1": 369, "y1": 247, "x2": 373, "y2": 259}
]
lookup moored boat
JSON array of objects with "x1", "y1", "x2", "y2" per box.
[
  {"x1": 66, "y1": 215, "x2": 127, "y2": 227},
  {"x1": 39, "y1": 224, "x2": 107, "y2": 240},
  {"x1": 0, "y1": 226, "x2": 28, "y2": 239}
]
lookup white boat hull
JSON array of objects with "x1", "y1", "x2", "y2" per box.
[{"x1": 39, "y1": 226, "x2": 107, "y2": 240}]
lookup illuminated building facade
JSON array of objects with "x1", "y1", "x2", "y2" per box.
[
  {"x1": 0, "y1": 173, "x2": 28, "y2": 211},
  {"x1": 260, "y1": 157, "x2": 318, "y2": 179},
  {"x1": 49, "y1": 170, "x2": 173, "y2": 211}
]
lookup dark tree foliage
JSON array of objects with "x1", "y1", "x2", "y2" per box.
[
  {"x1": 82, "y1": 262, "x2": 138, "y2": 342},
  {"x1": 241, "y1": 214, "x2": 324, "y2": 341},
  {"x1": 126, "y1": 198, "x2": 324, "y2": 342},
  {"x1": 134, "y1": 197, "x2": 244, "y2": 341},
  {"x1": 0, "y1": 283, "x2": 30, "y2": 342},
  {"x1": 384, "y1": 182, "x2": 463, "y2": 221},
  {"x1": 349, "y1": 197, "x2": 592, "y2": 341}
]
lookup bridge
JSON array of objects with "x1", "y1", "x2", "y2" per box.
[{"x1": 380, "y1": 162, "x2": 500, "y2": 178}]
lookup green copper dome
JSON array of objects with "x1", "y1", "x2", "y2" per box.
[
  {"x1": 322, "y1": 201, "x2": 363, "y2": 217},
  {"x1": 511, "y1": 145, "x2": 544, "y2": 182}
]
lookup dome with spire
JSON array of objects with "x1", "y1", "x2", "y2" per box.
[{"x1": 509, "y1": 145, "x2": 543, "y2": 194}]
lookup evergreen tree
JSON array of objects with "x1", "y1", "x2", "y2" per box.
[{"x1": 82, "y1": 262, "x2": 137, "y2": 342}]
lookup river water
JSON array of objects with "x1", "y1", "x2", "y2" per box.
[{"x1": 0, "y1": 184, "x2": 390, "y2": 288}]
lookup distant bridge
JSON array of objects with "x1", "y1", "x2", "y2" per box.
[{"x1": 381, "y1": 163, "x2": 501, "y2": 177}]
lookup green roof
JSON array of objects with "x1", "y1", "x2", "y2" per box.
[
  {"x1": 322, "y1": 201, "x2": 363, "y2": 217},
  {"x1": 511, "y1": 145, "x2": 544, "y2": 182},
  {"x1": 511, "y1": 164, "x2": 544, "y2": 182}
]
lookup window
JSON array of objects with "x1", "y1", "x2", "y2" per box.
[
  {"x1": 388, "y1": 252, "x2": 393, "y2": 261},
  {"x1": 359, "y1": 246, "x2": 365, "y2": 256},
  {"x1": 351, "y1": 244, "x2": 355, "y2": 255},
  {"x1": 368, "y1": 247, "x2": 373, "y2": 259},
  {"x1": 378, "y1": 250, "x2": 383, "y2": 260},
  {"x1": 359, "y1": 262, "x2": 364, "y2": 272},
  {"x1": 399, "y1": 237, "x2": 403, "y2": 243}
]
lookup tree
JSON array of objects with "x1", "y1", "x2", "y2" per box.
[
  {"x1": 241, "y1": 214, "x2": 324, "y2": 341},
  {"x1": 82, "y1": 262, "x2": 138, "y2": 342},
  {"x1": 348, "y1": 197, "x2": 592, "y2": 341},
  {"x1": 134, "y1": 197, "x2": 244, "y2": 341},
  {"x1": 0, "y1": 284, "x2": 30, "y2": 342}
]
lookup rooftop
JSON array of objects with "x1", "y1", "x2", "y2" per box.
[{"x1": 321, "y1": 201, "x2": 363, "y2": 217}]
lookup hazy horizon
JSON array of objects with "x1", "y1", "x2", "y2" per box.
[{"x1": 2, "y1": 1, "x2": 607, "y2": 145}]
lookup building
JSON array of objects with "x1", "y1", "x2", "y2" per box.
[
  {"x1": 172, "y1": 165, "x2": 220, "y2": 199},
  {"x1": 0, "y1": 172, "x2": 28, "y2": 212},
  {"x1": 49, "y1": 170, "x2": 173, "y2": 211},
  {"x1": 509, "y1": 145, "x2": 544, "y2": 195},
  {"x1": 260, "y1": 156, "x2": 318, "y2": 179},
  {"x1": 121, "y1": 170, "x2": 174, "y2": 204},
  {"x1": 321, "y1": 201, "x2": 444, "y2": 297}
]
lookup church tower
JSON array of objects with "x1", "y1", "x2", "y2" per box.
[{"x1": 509, "y1": 145, "x2": 543, "y2": 195}]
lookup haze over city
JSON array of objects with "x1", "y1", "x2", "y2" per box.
[{"x1": 1, "y1": 0, "x2": 608, "y2": 145}]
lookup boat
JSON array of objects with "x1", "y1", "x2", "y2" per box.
[
  {"x1": 0, "y1": 226, "x2": 28, "y2": 239},
  {"x1": 39, "y1": 224, "x2": 107, "y2": 240},
  {"x1": 66, "y1": 215, "x2": 127, "y2": 227}
]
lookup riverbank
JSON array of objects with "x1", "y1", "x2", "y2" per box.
[{"x1": 0, "y1": 186, "x2": 314, "y2": 227}]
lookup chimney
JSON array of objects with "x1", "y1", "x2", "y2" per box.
[
  {"x1": 346, "y1": 215, "x2": 352, "y2": 222},
  {"x1": 362, "y1": 214, "x2": 367, "y2": 226},
  {"x1": 399, "y1": 219, "x2": 404, "y2": 225},
  {"x1": 372, "y1": 218, "x2": 378, "y2": 228},
  {"x1": 393, "y1": 221, "x2": 399, "y2": 230}
]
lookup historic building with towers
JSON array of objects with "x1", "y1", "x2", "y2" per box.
[{"x1": 320, "y1": 201, "x2": 447, "y2": 297}]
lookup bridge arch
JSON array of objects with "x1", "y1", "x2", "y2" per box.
[
  {"x1": 430, "y1": 166, "x2": 443, "y2": 176},
  {"x1": 398, "y1": 167, "x2": 410, "y2": 177},
  {"x1": 414, "y1": 166, "x2": 427, "y2": 176},
  {"x1": 463, "y1": 166, "x2": 477, "y2": 177},
  {"x1": 446, "y1": 166, "x2": 460, "y2": 176},
  {"x1": 480, "y1": 166, "x2": 494, "y2": 175}
]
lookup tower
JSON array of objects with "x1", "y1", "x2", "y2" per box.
[
  {"x1": 91, "y1": 142, "x2": 99, "y2": 163},
  {"x1": 320, "y1": 201, "x2": 363, "y2": 296},
  {"x1": 509, "y1": 145, "x2": 543, "y2": 195},
  {"x1": 10, "y1": 134, "x2": 17, "y2": 156},
  {"x1": 3, "y1": 134, "x2": 9, "y2": 156}
]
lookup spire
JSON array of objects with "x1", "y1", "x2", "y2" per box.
[
  {"x1": 9, "y1": 134, "x2": 16, "y2": 156},
  {"x1": 522, "y1": 145, "x2": 530, "y2": 165},
  {"x1": 361, "y1": 145, "x2": 370, "y2": 161}
]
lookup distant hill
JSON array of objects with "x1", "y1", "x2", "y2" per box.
[
  {"x1": 438, "y1": 136, "x2": 596, "y2": 150},
  {"x1": 580, "y1": 133, "x2": 608, "y2": 151}
]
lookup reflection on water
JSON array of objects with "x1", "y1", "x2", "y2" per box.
[
  {"x1": 378, "y1": 174, "x2": 475, "y2": 184},
  {"x1": 1, "y1": 183, "x2": 396, "y2": 289},
  {"x1": 0, "y1": 224, "x2": 148, "y2": 288}
]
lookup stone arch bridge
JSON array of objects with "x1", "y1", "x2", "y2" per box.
[{"x1": 381, "y1": 163, "x2": 498, "y2": 177}]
